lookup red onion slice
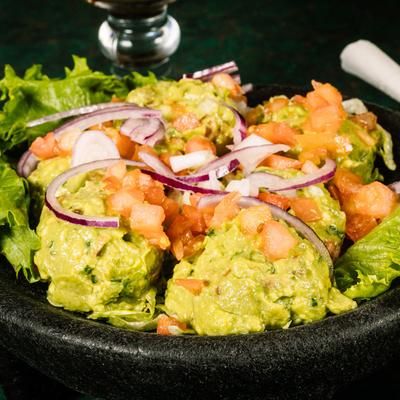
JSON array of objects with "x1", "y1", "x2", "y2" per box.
[
  {"x1": 121, "y1": 118, "x2": 164, "y2": 146},
  {"x1": 228, "y1": 106, "x2": 247, "y2": 146},
  {"x1": 17, "y1": 150, "x2": 38, "y2": 178},
  {"x1": 197, "y1": 194, "x2": 333, "y2": 273},
  {"x1": 182, "y1": 61, "x2": 238, "y2": 81},
  {"x1": 142, "y1": 169, "x2": 223, "y2": 195},
  {"x1": 53, "y1": 105, "x2": 162, "y2": 138},
  {"x1": 248, "y1": 159, "x2": 336, "y2": 192},
  {"x1": 197, "y1": 144, "x2": 290, "y2": 176},
  {"x1": 138, "y1": 151, "x2": 239, "y2": 184},
  {"x1": 179, "y1": 159, "x2": 240, "y2": 183},
  {"x1": 26, "y1": 102, "x2": 133, "y2": 128},
  {"x1": 71, "y1": 131, "x2": 120, "y2": 167},
  {"x1": 45, "y1": 159, "x2": 145, "y2": 228}
]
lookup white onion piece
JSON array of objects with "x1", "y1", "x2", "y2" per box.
[
  {"x1": 225, "y1": 178, "x2": 252, "y2": 196},
  {"x1": 71, "y1": 131, "x2": 120, "y2": 167},
  {"x1": 197, "y1": 144, "x2": 290, "y2": 176},
  {"x1": 248, "y1": 159, "x2": 336, "y2": 192},
  {"x1": 228, "y1": 133, "x2": 272, "y2": 151},
  {"x1": 45, "y1": 159, "x2": 145, "y2": 228},
  {"x1": 197, "y1": 170, "x2": 224, "y2": 191},
  {"x1": 197, "y1": 194, "x2": 333, "y2": 274},
  {"x1": 26, "y1": 102, "x2": 133, "y2": 128},
  {"x1": 169, "y1": 150, "x2": 216, "y2": 173},
  {"x1": 182, "y1": 61, "x2": 238, "y2": 81},
  {"x1": 342, "y1": 98, "x2": 368, "y2": 115},
  {"x1": 138, "y1": 151, "x2": 176, "y2": 178}
]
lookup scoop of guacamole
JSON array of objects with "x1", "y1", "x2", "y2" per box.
[
  {"x1": 126, "y1": 79, "x2": 237, "y2": 154},
  {"x1": 164, "y1": 215, "x2": 356, "y2": 335},
  {"x1": 251, "y1": 95, "x2": 395, "y2": 183},
  {"x1": 33, "y1": 158, "x2": 163, "y2": 330}
]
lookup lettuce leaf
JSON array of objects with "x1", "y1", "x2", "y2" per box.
[
  {"x1": 371, "y1": 123, "x2": 396, "y2": 171},
  {"x1": 334, "y1": 206, "x2": 400, "y2": 300},
  {"x1": 0, "y1": 162, "x2": 40, "y2": 282},
  {"x1": 0, "y1": 55, "x2": 154, "y2": 153}
]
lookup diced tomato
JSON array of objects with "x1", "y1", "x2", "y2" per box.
[
  {"x1": 183, "y1": 234, "x2": 205, "y2": 258},
  {"x1": 238, "y1": 205, "x2": 272, "y2": 236},
  {"x1": 29, "y1": 132, "x2": 60, "y2": 160},
  {"x1": 211, "y1": 72, "x2": 243, "y2": 99},
  {"x1": 290, "y1": 197, "x2": 322, "y2": 222},
  {"x1": 174, "y1": 278, "x2": 208, "y2": 295},
  {"x1": 157, "y1": 315, "x2": 187, "y2": 336},
  {"x1": 105, "y1": 160, "x2": 127, "y2": 181},
  {"x1": 103, "y1": 176, "x2": 122, "y2": 192},
  {"x1": 309, "y1": 80, "x2": 343, "y2": 108},
  {"x1": 292, "y1": 94, "x2": 307, "y2": 106},
  {"x1": 106, "y1": 188, "x2": 144, "y2": 218},
  {"x1": 130, "y1": 202, "x2": 165, "y2": 229},
  {"x1": 261, "y1": 154, "x2": 302, "y2": 170},
  {"x1": 264, "y1": 97, "x2": 289, "y2": 114},
  {"x1": 130, "y1": 203, "x2": 167, "y2": 249},
  {"x1": 347, "y1": 182, "x2": 397, "y2": 219},
  {"x1": 184, "y1": 136, "x2": 216, "y2": 155},
  {"x1": 104, "y1": 127, "x2": 136, "y2": 158},
  {"x1": 298, "y1": 147, "x2": 328, "y2": 165},
  {"x1": 346, "y1": 213, "x2": 378, "y2": 242},
  {"x1": 161, "y1": 197, "x2": 180, "y2": 225},
  {"x1": 261, "y1": 220, "x2": 298, "y2": 261},
  {"x1": 122, "y1": 169, "x2": 154, "y2": 192},
  {"x1": 167, "y1": 215, "x2": 193, "y2": 241},
  {"x1": 210, "y1": 192, "x2": 241, "y2": 228},
  {"x1": 145, "y1": 186, "x2": 166, "y2": 206},
  {"x1": 351, "y1": 112, "x2": 377, "y2": 132},
  {"x1": 258, "y1": 192, "x2": 291, "y2": 211},
  {"x1": 172, "y1": 113, "x2": 200, "y2": 133},
  {"x1": 332, "y1": 168, "x2": 363, "y2": 197},
  {"x1": 308, "y1": 105, "x2": 344, "y2": 134},
  {"x1": 182, "y1": 204, "x2": 207, "y2": 234},
  {"x1": 250, "y1": 122, "x2": 297, "y2": 147},
  {"x1": 171, "y1": 239, "x2": 185, "y2": 260}
]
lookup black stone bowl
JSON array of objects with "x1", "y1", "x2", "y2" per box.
[{"x1": 1, "y1": 85, "x2": 400, "y2": 400}]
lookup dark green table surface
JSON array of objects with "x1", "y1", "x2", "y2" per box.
[{"x1": 0, "y1": 0, "x2": 400, "y2": 399}]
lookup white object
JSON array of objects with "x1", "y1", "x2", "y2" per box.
[
  {"x1": 225, "y1": 178, "x2": 252, "y2": 196},
  {"x1": 230, "y1": 133, "x2": 272, "y2": 151},
  {"x1": 71, "y1": 130, "x2": 120, "y2": 167},
  {"x1": 340, "y1": 40, "x2": 400, "y2": 102},
  {"x1": 169, "y1": 150, "x2": 215, "y2": 173},
  {"x1": 342, "y1": 98, "x2": 368, "y2": 115}
]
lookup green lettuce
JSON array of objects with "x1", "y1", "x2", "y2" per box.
[
  {"x1": 0, "y1": 162, "x2": 40, "y2": 282},
  {"x1": 0, "y1": 55, "x2": 157, "y2": 154},
  {"x1": 334, "y1": 206, "x2": 400, "y2": 300}
]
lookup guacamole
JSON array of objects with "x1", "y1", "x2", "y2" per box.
[
  {"x1": 165, "y1": 216, "x2": 355, "y2": 335},
  {"x1": 126, "y1": 79, "x2": 237, "y2": 154},
  {"x1": 33, "y1": 158, "x2": 163, "y2": 329}
]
